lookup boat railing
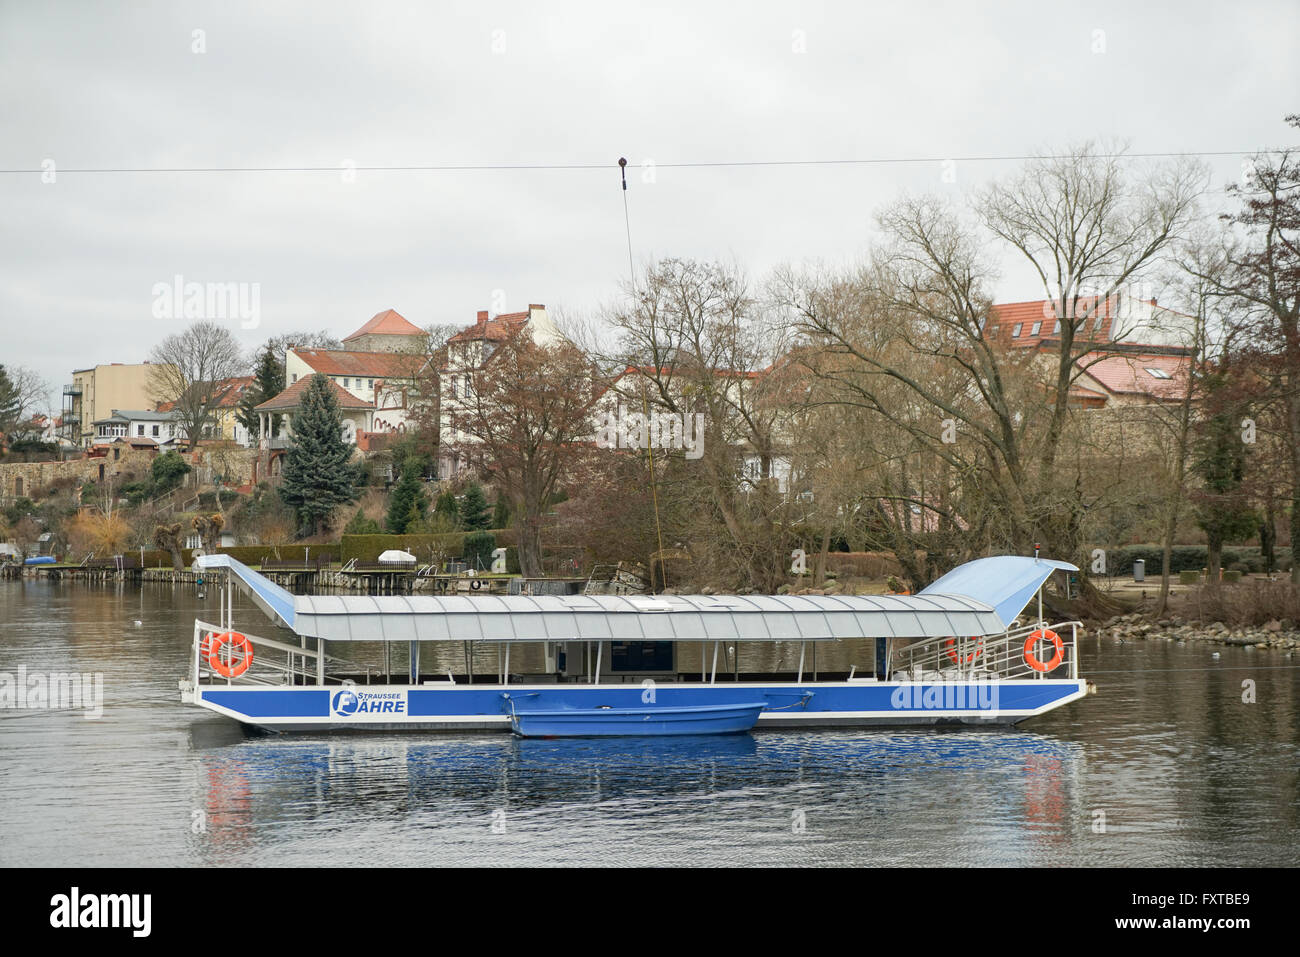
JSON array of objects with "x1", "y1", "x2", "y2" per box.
[
  {"x1": 892, "y1": 620, "x2": 1081, "y2": 682},
  {"x1": 190, "y1": 618, "x2": 376, "y2": 688}
]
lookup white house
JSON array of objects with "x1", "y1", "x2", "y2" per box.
[
  {"x1": 438, "y1": 303, "x2": 564, "y2": 476},
  {"x1": 90, "y1": 409, "x2": 181, "y2": 446}
]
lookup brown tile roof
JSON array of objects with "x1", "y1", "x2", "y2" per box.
[
  {"x1": 343, "y1": 308, "x2": 423, "y2": 342},
  {"x1": 292, "y1": 348, "x2": 424, "y2": 378},
  {"x1": 254, "y1": 375, "x2": 374, "y2": 412}
]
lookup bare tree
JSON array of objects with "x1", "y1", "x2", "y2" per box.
[
  {"x1": 1148, "y1": 238, "x2": 1222, "y2": 615},
  {"x1": 1200, "y1": 117, "x2": 1300, "y2": 579},
  {"x1": 976, "y1": 142, "x2": 1206, "y2": 481},
  {"x1": 0, "y1": 364, "x2": 51, "y2": 443},
  {"x1": 451, "y1": 330, "x2": 602, "y2": 577},
  {"x1": 147, "y1": 321, "x2": 247, "y2": 450},
  {"x1": 264, "y1": 331, "x2": 343, "y2": 363},
  {"x1": 597, "y1": 259, "x2": 807, "y2": 591}
]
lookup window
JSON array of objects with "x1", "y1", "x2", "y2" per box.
[
  {"x1": 368, "y1": 379, "x2": 374, "y2": 389},
  {"x1": 291, "y1": 374, "x2": 298, "y2": 383},
  {"x1": 1030, "y1": 321, "x2": 1042, "y2": 336},
  {"x1": 343, "y1": 378, "x2": 350, "y2": 388},
  {"x1": 137, "y1": 424, "x2": 145, "y2": 436},
  {"x1": 152, "y1": 425, "x2": 159, "y2": 437},
  {"x1": 1145, "y1": 367, "x2": 1172, "y2": 379},
  {"x1": 1052, "y1": 320, "x2": 1061, "y2": 334},
  {"x1": 450, "y1": 377, "x2": 459, "y2": 399},
  {"x1": 1011, "y1": 323, "x2": 1023, "y2": 338}
]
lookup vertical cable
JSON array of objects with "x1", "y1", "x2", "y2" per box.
[{"x1": 620, "y1": 157, "x2": 666, "y2": 591}]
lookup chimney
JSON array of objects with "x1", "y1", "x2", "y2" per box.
[
  {"x1": 529, "y1": 303, "x2": 544, "y2": 311},
  {"x1": 476, "y1": 310, "x2": 488, "y2": 324}
]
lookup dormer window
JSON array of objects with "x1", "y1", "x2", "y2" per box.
[
  {"x1": 1145, "y1": 367, "x2": 1172, "y2": 379},
  {"x1": 1030, "y1": 321, "x2": 1042, "y2": 336},
  {"x1": 1011, "y1": 323, "x2": 1023, "y2": 338}
]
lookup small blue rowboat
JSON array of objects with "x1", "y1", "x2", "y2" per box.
[{"x1": 503, "y1": 698, "x2": 768, "y2": 738}]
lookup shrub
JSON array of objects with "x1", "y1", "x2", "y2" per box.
[
  {"x1": 463, "y1": 531, "x2": 497, "y2": 571},
  {"x1": 1181, "y1": 581, "x2": 1300, "y2": 626}
]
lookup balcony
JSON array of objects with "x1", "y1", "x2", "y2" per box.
[{"x1": 63, "y1": 383, "x2": 82, "y2": 395}]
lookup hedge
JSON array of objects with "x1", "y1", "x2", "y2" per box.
[
  {"x1": 339, "y1": 530, "x2": 592, "y2": 576},
  {"x1": 216, "y1": 544, "x2": 336, "y2": 565},
  {"x1": 341, "y1": 529, "x2": 516, "y2": 564},
  {"x1": 1094, "y1": 545, "x2": 1293, "y2": 577}
]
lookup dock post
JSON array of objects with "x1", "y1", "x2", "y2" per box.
[{"x1": 317, "y1": 638, "x2": 325, "y2": 685}]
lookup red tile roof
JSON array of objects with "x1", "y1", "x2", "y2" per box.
[
  {"x1": 990, "y1": 298, "x2": 1118, "y2": 346},
  {"x1": 291, "y1": 349, "x2": 424, "y2": 379},
  {"x1": 254, "y1": 375, "x2": 374, "y2": 412},
  {"x1": 1080, "y1": 353, "x2": 1190, "y2": 401},
  {"x1": 343, "y1": 309, "x2": 423, "y2": 342},
  {"x1": 213, "y1": 376, "x2": 255, "y2": 409},
  {"x1": 447, "y1": 310, "x2": 531, "y2": 344}
]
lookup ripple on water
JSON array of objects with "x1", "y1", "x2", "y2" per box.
[{"x1": 1, "y1": 581, "x2": 1298, "y2": 866}]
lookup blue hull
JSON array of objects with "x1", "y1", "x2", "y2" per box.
[
  {"x1": 509, "y1": 701, "x2": 767, "y2": 738},
  {"x1": 190, "y1": 680, "x2": 1089, "y2": 732}
]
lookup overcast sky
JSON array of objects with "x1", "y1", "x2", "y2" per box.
[{"x1": 2, "y1": 1, "x2": 1296, "y2": 409}]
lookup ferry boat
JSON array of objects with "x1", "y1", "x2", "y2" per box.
[{"x1": 178, "y1": 553, "x2": 1090, "y2": 734}]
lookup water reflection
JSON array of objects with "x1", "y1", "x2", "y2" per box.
[{"x1": 2, "y1": 581, "x2": 1298, "y2": 866}]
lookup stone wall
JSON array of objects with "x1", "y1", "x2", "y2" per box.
[
  {"x1": 0, "y1": 448, "x2": 160, "y2": 502},
  {"x1": 0, "y1": 444, "x2": 258, "y2": 503}
]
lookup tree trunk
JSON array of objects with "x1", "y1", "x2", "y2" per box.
[
  {"x1": 1206, "y1": 533, "x2": 1223, "y2": 584},
  {"x1": 1286, "y1": 375, "x2": 1300, "y2": 583},
  {"x1": 1261, "y1": 500, "x2": 1276, "y2": 575},
  {"x1": 812, "y1": 524, "x2": 832, "y2": 588},
  {"x1": 518, "y1": 515, "x2": 543, "y2": 578}
]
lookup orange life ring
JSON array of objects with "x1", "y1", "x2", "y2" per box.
[
  {"x1": 1024, "y1": 629, "x2": 1064, "y2": 673},
  {"x1": 944, "y1": 636, "x2": 984, "y2": 665},
  {"x1": 208, "y1": 631, "x2": 254, "y2": 678}
]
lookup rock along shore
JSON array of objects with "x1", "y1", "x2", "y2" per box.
[{"x1": 1098, "y1": 614, "x2": 1299, "y2": 653}]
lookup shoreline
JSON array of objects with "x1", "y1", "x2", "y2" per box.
[{"x1": 1098, "y1": 613, "x2": 1300, "y2": 653}]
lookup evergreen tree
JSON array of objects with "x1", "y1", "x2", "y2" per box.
[
  {"x1": 460, "y1": 483, "x2": 491, "y2": 530},
  {"x1": 386, "y1": 461, "x2": 427, "y2": 533},
  {"x1": 151, "y1": 450, "x2": 192, "y2": 494},
  {"x1": 279, "y1": 374, "x2": 362, "y2": 536},
  {"x1": 463, "y1": 530, "x2": 497, "y2": 571},
  {"x1": 491, "y1": 494, "x2": 510, "y2": 530},
  {"x1": 344, "y1": 509, "x2": 382, "y2": 535},
  {"x1": 1192, "y1": 367, "x2": 1258, "y2": 579},
  {"x1": 237, "y1": 345, "x2": 285, "y2": 440},
  {"x1": 0, "y1": 366, "x2": 20, "y2": 436},
  {"x1": 434, "y1": 488, "x2": 460, "y2": 527}
]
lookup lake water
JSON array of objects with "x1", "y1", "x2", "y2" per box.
[{"x1": 1, "y1": 579, "x2": 1297, "y2": 866}]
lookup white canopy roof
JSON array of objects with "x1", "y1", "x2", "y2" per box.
[
  {"x1": 196, "y1": 553, "x2": 1071, "y2": 644},
  {"x1": 290, "y1": 591, "x2": 1003, "y2": 643}
]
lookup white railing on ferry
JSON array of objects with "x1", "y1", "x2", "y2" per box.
[
  {"x1": 190, "y1": 619, "x2": 375, "y2": 688},
  {"x1": 892, "y1": 621, "x2": 1081, "y2": 682}
]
